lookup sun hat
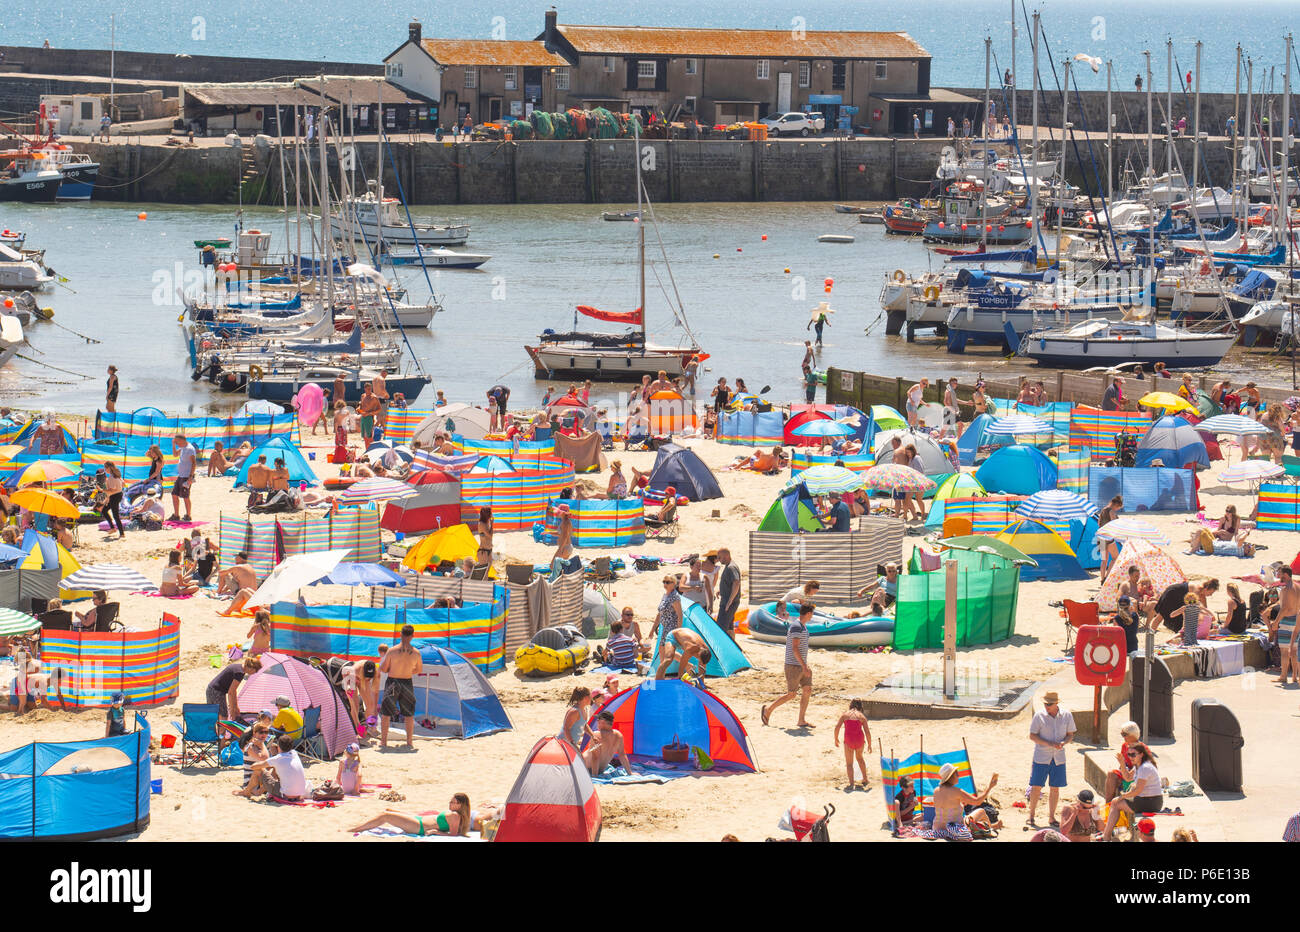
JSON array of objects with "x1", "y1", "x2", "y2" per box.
[
  {"x1": 938, "y1": 762, "x2": 958, "y2": 784},
  {"x1": 345, "y1": 742, "x2": 360, "y2": 754},
  {"x1": 110, "y1": 691, "x2": 125, "y2": 704},
  {"x1": 274, "y1": 695, "x2": 291, "y2": 708},
  {"x1": 1043, "y1": 691, "x2": 1060, "y2": 705}
]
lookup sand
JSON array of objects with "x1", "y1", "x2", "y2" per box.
[{"x1": 0, "y1": 419, "x2": 1292, "y2": 842}]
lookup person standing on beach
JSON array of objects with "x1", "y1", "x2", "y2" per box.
[
  {"x1": 379, "y1": 624, "x2": 421, "y2": 750},
  {"x1": 1028, "y1": 690, "x2": 1075, "y2": 828},
  {"x1": 715, "y1": 547, "x2": 741, "y2": 640},
  {"x1": 1101, "y1": 376, "x2": 1124, "y2": 411},
  {"x1": 170, "y1": 433, "x2": 196, "y2": 523},
  {"x1": 1274, "y1": 565, "x2": 1300, "y2": 685},
  {"x1": 803, "y1": 367, "x2": 819, "y2": 404},
  {"x1": 105, "y1": 366, "x2": 119, "y2": 413},
  {"x1": 834, "y1": 699, "x2": 872, "y2": 789},
  {"x1": 761, "y1": 602, "x2": 813, "y2": 728},
  {"x1": 357, "y1": 385, "x2": 381, "y2": 446}
]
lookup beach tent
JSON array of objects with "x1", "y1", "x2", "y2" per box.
[
  {"x1": 1070, "y1": 514, "x2": 1101, "y2": 571},
  {"x1": 592, "y1": 678, "x2": 757, "y2": 772},
  {"x1": 647, "y1": 390, "x2": 697, "y2": 435},
  {"x1": 402, "y1": 524, "x2": 481, "y2": 573},
  {"x1": 380, "y1": 468, "x2": 460, "y2": 536},
  {"x1": 494, "y1": 736, "x2": 601, "y2": 843},
  {"x1": 20, "y1": 529, "x2": 88, "y2": 601},
  {"x1": 757, "y1": 483, "x2": 822, "y2": 533},
  {"x1": 870, "y1": 430, "x2": 951, "y2": 478},
  {"x1": 993, "y1": 519, "x2": 1089, "y2": 581},
  {"x1": 975, "y1": 444, "x2": 1057, "y2": 494},
  {"x1": 412, "y1": 404, "x2": 492, "y2": 445},
  {"x1": 236, "y1": 651, "x2": 353, "y2": 758},
  {"x1": 648, "y1": 598, "x2": 752, "y2": 678},
  {"x1": 953, "y1": 412, "x2": 1007, "y2": 466},
  {"x1": 409, "y1": 644, "x2": 511, "y2": 738},
  {"x1": 923, "y1": 473, "x2": 987, "y2": 528},
  {"x1": 1135, "y1": 416, "x2": 1210, "y2": 469},
  {"x1": 645, "y1": 443, "x2": 722, "y2": 501},
  {"x1": 1096, "y1": 539, "x2": 1185, "y2": 611},
  {"x1": 233, "y1": 436, "x2": 319, "y2": 488}
]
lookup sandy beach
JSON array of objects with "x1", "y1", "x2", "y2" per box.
[{"x1": 1, "y1": 414, "x2": 1295, "y2": 843}]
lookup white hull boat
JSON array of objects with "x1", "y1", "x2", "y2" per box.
[{"x1": 1018, "y1": 318, "x2": 1236, "y2": 368}]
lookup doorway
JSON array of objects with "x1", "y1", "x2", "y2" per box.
[{"x1": 777, "y1": 72, "x2": 792, "y2": 112}]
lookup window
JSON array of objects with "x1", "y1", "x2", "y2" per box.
[
  {"x1": 831, "y1": 59, "x2": 846, "y2": 90},
  {"x1": 80, "y1": 101, "x2": 94, "y2": 121},
  {"x1": 798, "y1": 61, "x2": 810, "y2": 87},
  {"x1": 756, "y1": 59, "x2": 770, "y2": 80},
  {"x1": 394, "y1": 63, "x2": 403, "y2": 78},
  {"x1": 875, "y1": 61, "x2": 888, "y2": 80},
  {"x1": 504, "y1": 67, "x2": 517, "y2": 90},
  {"x1": 637, "y1": 60, "x2": 656, "y2": 80},
  {"x1": 684, "y1": 58, "x2": 697, "y2": 75},
  {"x1": 684, "y1": 95, "x2": 697, "y2": 112},
  {"x1": 464, "y1": 66, "x2": 477, "y2": 89},
  {"x1": 603, "y1": 56, "x2": 616, "y2": 72},
  {"x1": 555, "y1": 68, "x2": 570, "y2": 91}
]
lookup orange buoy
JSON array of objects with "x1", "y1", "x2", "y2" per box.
[{"x1": 137, "y1": 212, "x2": 147, "y2": 220}]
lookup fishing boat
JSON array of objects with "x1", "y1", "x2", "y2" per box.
[
  {"x1": 601, "y1": 211, "x2": 639, "y2": 221},
  {"x1": 0, "y1": 242, "x2": 54, "y2": 290},
  {"x1": 380, "y1": 246, "x2": 491, "y2": 269},
  {"x1": 34, "y1": 144, "x2": 100, "y2": 200},
  {"x1": 525, "y1": 123, "x2": 701, "y2": 382},
  {"x1": 0, "y1": 150, "x2": 62, "y2": 202},
  {"x1": 1015, "y1": 317, "x2": 1236, "y2": 368},
  {"x1": 881, "y1": 199, "x2": 933, "y2": 235},
  {"x1": 330, "y1": 183, "x2": 469, "y2": 246}
]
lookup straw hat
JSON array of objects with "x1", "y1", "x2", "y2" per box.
[
  {"x1": 1042, "y1": 691, "x2": 1060, "y2": 706},
  {"x1": 938, "y1": 762, "x2": 958, "y2": 784}
]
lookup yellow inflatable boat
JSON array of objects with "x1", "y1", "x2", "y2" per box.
[{"x1": 514, "y1": 625, "x2": 590, "y2": 676}]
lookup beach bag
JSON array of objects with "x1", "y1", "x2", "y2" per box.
[
  {"x1": 219, "y1": 743, "x2": 244, "y2": 766},
  {"x1": 661, "y1": 734, "x2": 690, "y2": 763},
  {"x1": 312, "y1": 781, "x2": 345, "y2": 801},
  {"x1": 634, "y1": 557, "x2": 662, "y2": 571}
]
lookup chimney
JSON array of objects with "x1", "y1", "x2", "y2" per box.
[
  {"x1": 409, "y1": 20, "x2": 422, "y2": 44},
  {"x1": 544, "y1": 8, "x2": 557, "y2": 41}
]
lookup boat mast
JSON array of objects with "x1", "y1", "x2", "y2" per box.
[
  {"x1": 1009, "y1": 0, "x2": 1016, "y2": 139},
  {"x1": 1106, "y1": 60, "x2": 1113, "y2": 209},
  {"x1": 319, "y1": 80, "x2": 333, "y2": 311},
  {"x1": 1167, "y1": 39, "x2": 1173, "y2": 188},
  {"x1": 635, "y1": 115, "x2": 645, "y2": 342},
  {"x1": 109, "y1": 15, "x2": 115, "y2": 129},
  {"x1": 1284, "y1": 33, "x2": 1294, "y2": 387},
  {"x1": 1233, "y1": 46, "x2": 1241, "y2": 226},
  {"x1": 1146, "y1": 50, "x2": 1154, "y2": 262},
  {"x1": 982, "y1": 36, "x2": 990, "y2": 251},
  {"x1": 1055, "y1": 59, "x2": 1070, "y2": 268},
  {"x1": 1191, "y1": 41, "x2": 1201, "y2": 210},
  {"x1": 1030, "y1": 11, "x2": 1039, "y2": 259}
]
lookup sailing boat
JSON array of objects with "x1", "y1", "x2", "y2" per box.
[{"x1": 525, "y1": 122, "x2": 702, "y2": 381}]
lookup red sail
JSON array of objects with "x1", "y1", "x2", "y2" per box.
[{"x1": 576, "y1": 305, "x2": 643, "y2": 325}]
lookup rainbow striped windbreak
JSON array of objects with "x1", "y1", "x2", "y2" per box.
[
  {"x1": 1056, "y1": 446, "x2": 1092, "y2": 494},
  {"x1": 459, "y1": 458, "x2": 575, "y2": 530},
  {"x1": 880, "y1": 748, "x2": 976, "y2": 828},
  {"x1": 539, "y1": 497, "x2": 646, "y2": 547},
  {"x1": 39, "y1": 619, "x2": 181, "y2": 709},
  {"x1": 791, "y1": 450, "x2": 875, "y2": 472},
  {"x1": 219, "y1": 511, "x2": 383, "y2": 580},
  {"x1": 1257, "y1": 481, "x2": 1300, "y2": 531},
  {"x1": 382, "y1": 407, "x2": 432, "y2": 445},
  {"x1": 268, "y1": 588, "x2": 509, "y2": 672},
  {"x1": 94, "y1": 409, "x2": 296, "y2": 452},
  {"x1": 453, "y1": 437, "x2": 558, "y2": 467},
  {"x1": 1068, "y1": 406, "x2": 1150, "y2": 455},
  {"x1": 716, "y1": 409, "x2": 786, "y2": 447}
]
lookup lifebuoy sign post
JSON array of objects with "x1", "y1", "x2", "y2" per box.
[{"x1": 1075, "y1": 625, "x2": 1127, "y2": 741}]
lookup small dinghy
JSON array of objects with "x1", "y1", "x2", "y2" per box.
[
  {"x1": 817, "y1": 233, "x2": 855, "y2": 244},
  {"x1": 515, "y1": 624, "x2": 590, "y2": 676},
  {"x1": 747, "y1": 603, "x2": 894, "y2": 647}
]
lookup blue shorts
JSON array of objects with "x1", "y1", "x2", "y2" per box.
[{"x1": 1029, "y1": 759, "x2": 1067, "y2": 788}]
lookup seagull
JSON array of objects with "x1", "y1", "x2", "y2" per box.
[{"x1": 1073, "y1": 53, "x2": 1102, "y2": 73}]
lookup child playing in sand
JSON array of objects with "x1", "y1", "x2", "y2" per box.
[
  {"x1": 833, "y1": 699, "x2": 872, "y2": 789},
  {"x1": 337, "y1": 742, "x2": 362, "y2": 796}
]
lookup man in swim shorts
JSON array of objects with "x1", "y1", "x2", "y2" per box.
[
  {"x1": 661, "y1": 628, "x2": 711, "y2": 683},
  {"x1": 1276, "y1": 565, "x2": 1300, "y2": 685},
  {"x1": 379, "y1": 624, "x2": 422, "y2": 749},
  {"x1": 357, "y1": 385, "x2": 382, "y2": 446},
  {"x1": 581, "y1": 711, "x2": 635, "y2": 776}
]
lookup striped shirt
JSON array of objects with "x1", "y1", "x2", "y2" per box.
[
  {"x1": 784, "y1": 620, "x2": 809, "y2": 667},
  {"x1": 607, "y1": 633, "x2": 637, "y2": 668}
]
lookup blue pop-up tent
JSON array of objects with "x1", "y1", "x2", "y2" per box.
[
  {"x1": 409, "y1": 644, "x2": 512, "y2": 738},
  {"x1": 646, "y1": 443, "x2": 722, "y2": 501},
  {"x1": 975, "y1": 444, "x2": 1057, "y2": 494},
  {"x1": 1135, "y1": 416, "x2": 1209, "y2": 469},
  {"x1": 233, "y1": 436, "x2": 319, "y2": 488}
]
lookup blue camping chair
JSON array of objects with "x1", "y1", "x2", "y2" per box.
[
  {"x1": 172, "y1": 703, "x2": 223, "y2": 769},
  {"x1": 295, "y1": 706, "x2": 329, "y2": 761}
]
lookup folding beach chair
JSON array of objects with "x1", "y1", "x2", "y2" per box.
[
  {"x1": 173, "y1": 703, "x2": 223, "y2": 769},
  {"x1": 1062, "y1": 599, "x2": 1099, "y2": 651},
  {"x1": 295, "y1": 706, "x2": 329, "y2": 762},
  {"x1": 588, "y1": 556, "x2": 615, "y2": 600},
  {"x1": 505, "y1": 563, "x2": 535, "y2": 586},
  {"x1": 643, "y1": 502, "x2": 679, "y2": 540}
]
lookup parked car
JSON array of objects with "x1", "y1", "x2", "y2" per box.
[{"x1": 760, "y1": 112, "x2": 821, "y2": 137}]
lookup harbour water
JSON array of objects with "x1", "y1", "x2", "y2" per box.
[
  {"x1": 0, "y1": 199, "x2": 1286, "y2": 418},
  {"x1": 4, "y1": 0, "x2": 1294, "y2": 92}
]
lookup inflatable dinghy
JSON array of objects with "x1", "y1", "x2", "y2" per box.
[
  {"x1": 515, "y1": 624, "x2": 590, "y2": 676},
  {"x1": 747, "y1": 603, "x2": 893, "y2": 647}
]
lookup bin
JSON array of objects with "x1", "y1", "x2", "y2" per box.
[
  {"x1": 1130, "y1": 653, "x2": 1174, "y2": 738},
  {"x1": 1190, "y1": 698, "x2": 1244, "y2": 792}
]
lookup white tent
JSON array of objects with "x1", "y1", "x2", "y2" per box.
[
  {"x1": 412, "y1": 403, "x2": 492, "y2": 445},
  {"x1": 870, "y1": 430, "x2": 952, "y2": 477}
]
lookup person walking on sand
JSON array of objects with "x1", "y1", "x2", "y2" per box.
[
  {"x1": 834, "y1": 699, "x2": 872, "y2": 789},
  {"x1": 1028, "y1": 690, "x2": 1075, "y2": 828},
  {"x1": 762, "y1": 602, "x2": 814, "y2": 728},
  {"x1": 1275, "y1": 564, "x2": 1300, "y2": 685},
  {"x1": 105, "y1": 366, "x2": 119, "y2": 413},
  {"x1": 379, "y1": 623, "x2": 422, "y2": 750}
]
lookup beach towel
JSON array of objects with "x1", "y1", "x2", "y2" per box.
[
  {"x1": 589, "y1": 766, "x2": 674, "y2": 785},
  {"x1": 353, "y1": 827, "x2": 483, "y2": 841}
]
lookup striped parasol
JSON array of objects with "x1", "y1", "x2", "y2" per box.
[
  {"x1": 1015, "y1": 489, "x2": 1099, "y2": 522},
  {"x1": 1094, "y1": 517, "x2": 1169, "y2": 545},
  {"x1": 1195, "y1": 415, "x2": 1273, "y2": 436},
  {"x1": 785, "y1": 465, "x2": 864, "y2": 496},
  {"x1": 7, "y1": 459, "x2": 80, "y2": 491},
  {"x1": 363, "y1": 441, "x2": 414, "y2": 466},
  {"x1": 60, "y1": 563, "x2": 158, "y2": 592},
  {"x1": 790, "y1": 419, "x2": 853, "y2": 439},
  {"x1": 0, "y1": 607, "x2": 40, "y2": 636},
  {"x1": 860, "y1": 463, "x2": 936, "y2": 493},
  {"x1": 336, "y1": 477, "x2": 417, "y2": 506},
  {"x1": 985, "y1": 414, "x2": 1052, "y2": 436},
  {"x1": 1218, "y1": 460, "x2": 1284, "y2": 484}
]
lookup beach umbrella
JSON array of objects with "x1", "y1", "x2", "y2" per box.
[
  {"x1": 790, "y1": 419, "x2": 853, "y2": 439},
  {"x1": 60, "y1": 563, "x2": 158, "y2": 592},
  {"x1": 784, "y1": 465, "x2": 863, "y2": 496},
  {"x1": 867, "y1": 405, "x2": 908, "y2": 430},
  {"x1": 1195, "y1": 414, "x2": 1273, "y2": 436},
  {"x1": 336, "y1": 477, "x2": 417, "y2": 506},
  {"x1": 860, "y1": 463, "x2": 936, "y2": 493},
  {"x1": 364, "y1": 440, "x2": 413, "y2": 466},
  {"x1": 937, "y1": 535, "x2": 1039, "y2": 567},
  {"x1": 985, "y1": 414, "x2": 1052, "y2": 435},
  {"x1": 469, "y1": 455, "x2": 514, "y2": 474},
  {"x1": 0, "y1": 444, "x2": 25, "y2": 464},
  {"x1": 0, "y1": 542, "x2": 28, "y2": 564},
  {"x1": 1094, "y1": 517, "x2": 1169, "y2": 545},
  {"x1": 236, "y1": 399, "x2": 284, "y2": 416},
  {"x1": 1016, "y1": 489, "x2": 1099, "y2": 522},
  {"x1": 245, "y1": 548, "x2": 350, "y2": 608},
  {"x1": 1219, "y1": 460, "x2": 1284, "y2": 484},
  {"x1": 310, "y1": 562, "x2": 408, "y2": 587},
  {"x1": 8, "y1": 460, "x2": 79, "y2": 490},
  {"x1": 1137, "y1": 391, "x2": 1197, "y2": 415},
  {"x1": 10, "y1": 488, "x2": 79, "y2": 520},
  {"x1": 0, "y1": 607, "x2": 39, "y2": 636}
]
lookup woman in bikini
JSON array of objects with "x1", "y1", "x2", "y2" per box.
[
  {"x1": 920, "y1": 764, "x2": 999, "y2": 841},
  {"x1": 606, "y1": 461, "x2": 628, "y2": 499},
  {"x1": 1213, "y1": 504, "x2": 1240, "y2": 541},
  {"x1": 346, "y1": 793, "x2": 473, "y2": 837},
  {"x1": 476, "y1": 506, "x2": 494, "y2": 565},
  {"x1": 145, "y1": 445, "x2": 165, "y2": 485},
  {"x1": 246, "y1": 610, "x2": 271, "y2": 655}
]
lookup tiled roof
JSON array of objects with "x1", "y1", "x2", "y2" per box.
[
  {"x1": 554, "y1": 25, "x2": 929, "y2": 59},
  {"x1": 419, "y1": 39, "x2": 566, "y2": 67}
]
